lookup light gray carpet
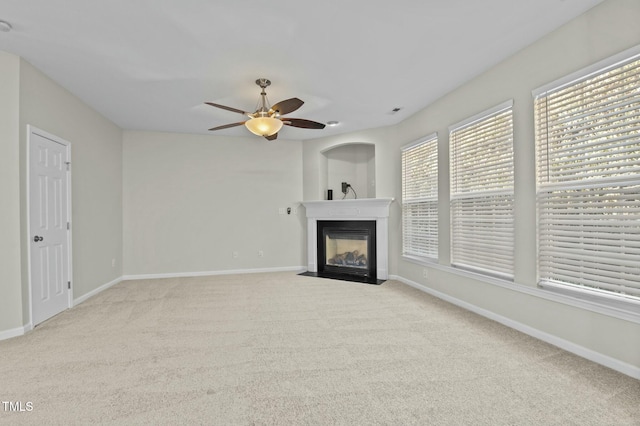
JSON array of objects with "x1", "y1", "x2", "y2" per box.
[{"x1": 0, "y1": 272, "x2": 638, "y2": 425}]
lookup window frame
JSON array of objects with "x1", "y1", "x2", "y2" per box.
[
  {"x1": 533, "y1": 45, "x2": 640, "y2": 307},
  {"x1": 401, "y1": 133, "x2": 439, "y2": 262},
  {"x1": 449, "y1": 100, "x2": 515, "y2": 280}
]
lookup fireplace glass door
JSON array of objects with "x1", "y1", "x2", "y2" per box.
[
  {"x1": 325, "y1": 230, "x2": 369, "y2": 272},
  {"x1": 317, "y1": 220, "x2": 377, "y2": 279}
]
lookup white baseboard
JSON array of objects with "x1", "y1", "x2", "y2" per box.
[
  {"x1": 122, "y1": 266, "x2": 306, "y2": 281},
  {"x1": 73, "y1": 276, "x2": 123, "y2": 306},
  {"x1": 389, "y1": 274, "x2": 640, "y2": 380},
  {"x1": 2, "y1": 275, "x2": 125, "y2": 341},
  {"x1": 0, "y1": 323, "x2": 32, "y2": 341}
]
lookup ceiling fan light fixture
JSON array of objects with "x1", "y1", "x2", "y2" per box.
[{"x1": 245, "y1": 116, "x2": 283, "y2": 137}]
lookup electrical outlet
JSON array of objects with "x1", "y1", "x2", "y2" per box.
[
  {"x1": 112, "y1": 258, "x2": 116, "y2": 268},
  {"x1": 342, "y1": 182, "x2": 348, "y2": 194},
  {"x1": 422, "y1": 269, "x2": 428, "y2": 279},
  {"x1": 232, "y1": 251, "x2": 239, "y2": 258},
  {"x1": 258, "y1": 250, "x2": 264, "y2": 257},
  {"x1": 278, "y1": 207, "x2": 285, "y2": 215},
  {"x1": 292, "y1": 207, "x2": 298, "y2": 215}
]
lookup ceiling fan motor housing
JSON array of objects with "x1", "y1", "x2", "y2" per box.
[{"x1": 256, "y1": 78, "x2": 271, "y2": 89}]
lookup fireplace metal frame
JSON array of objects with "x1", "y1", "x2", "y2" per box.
[{"x1": 316, "y1": 220, "x2": 377, "y2": 280}]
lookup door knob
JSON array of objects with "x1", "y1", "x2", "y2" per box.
[{"x1": 33, "y1": 236, "x2": 43, "y2": 242}]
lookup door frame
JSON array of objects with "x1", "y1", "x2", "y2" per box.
[{"x1": 26, "y1": 125, "x2": 73, "y2": 326}]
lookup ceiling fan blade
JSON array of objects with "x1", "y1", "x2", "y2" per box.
[
  {"x1": 205, "y1": 102, "x2": 248, "y2": 116},
  {"x1": 282, "y1": 118, "x2": 326, "y2": 129},
  {"x1": 270, "y1": 98, "x2": 304, "y2": 115},
  {"x1": 264, "y1": 133, "x2": 278, "y2": 141},
  {"x1": 208, "y1": 121, "x2": 246, "y2": 131}
]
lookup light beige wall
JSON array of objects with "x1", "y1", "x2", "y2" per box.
[
  {"x1": 303, "y1": 129, "x2": 396, "y2": 202},
  {"x1": 123, "y1": 131, "x2": 304, "y2": 275},
  {"x1": 19, "y1": 59, "x2": 123, "y2": 318},
  {"x1": 325, "y1": 144, "x2": 375, "y2": 199},
  {"x1": 0, "y1": 52, "x2": 23, "y2": 333},
  {"x1": 303, "y1": 0, "x2": 640, "y2": 369}
]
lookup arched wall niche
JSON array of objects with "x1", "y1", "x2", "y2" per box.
[{"x1": 320, "y1": 142, "x2": 375, "y2": 199}]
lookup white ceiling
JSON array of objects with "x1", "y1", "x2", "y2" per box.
[{"x1": 0, "y1": 0, "x2": 604, "y2": 140}]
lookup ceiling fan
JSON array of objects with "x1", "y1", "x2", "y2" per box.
[{"x1": 205, "y1": 78, "x2": 326, "y2": 140}]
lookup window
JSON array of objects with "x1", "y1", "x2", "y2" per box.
[
  {"x1": 449, "y1": 101, "x2": 514, "y2": 279},
  {"x1": 534, "y1": 49, "x2": 640, "y2": 302},
  {"x1": 402, "y1": 133, "x2": 438, "y2": 260}
]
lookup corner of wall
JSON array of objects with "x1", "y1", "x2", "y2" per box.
[{"x1": 0, "y1": 52, "x2": 25, "y2": 334}]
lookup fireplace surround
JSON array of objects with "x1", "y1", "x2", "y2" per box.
[{"x1": 301, "y1": 198, "x2": 393, "y2": 284}]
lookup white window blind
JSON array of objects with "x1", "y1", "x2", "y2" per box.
[
  {"x1": 402, "y1": 134, "x2": 438, "y2": 259},
  {"x1": 534, "y1": 51, "x2": 640, "y2": 302},
  {"x1": 450, "y1": 101, "x2": 514, "y2": 279}
]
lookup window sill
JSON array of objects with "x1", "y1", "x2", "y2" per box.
[{"x1": 402, "y1": 254, "x2": 438, "y2": 266}]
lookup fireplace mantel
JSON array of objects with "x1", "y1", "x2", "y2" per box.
[
  {"x1": 301, "y1": 198, "x2": 394, "y2": 280},
  {"x1": 302, "y1": 198, "x2": 394, "y2": 219}
]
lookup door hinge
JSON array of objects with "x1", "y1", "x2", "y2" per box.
[
  {"x1": 67, "y1": 222, "x2": 70, "y2": 230},
  {"x1": 68, "y1": 281, "x2": 71, "y2": 289},
  {"x1": 65, "y1": 162, "x2": 71, "y2": 171}
]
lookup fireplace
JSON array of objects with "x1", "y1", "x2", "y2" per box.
[
  {"x1": 317, "y1": 220, "x2": 377, "y2": 280},
  {"x1": 300, "y1": 198, "x2": 393, "y2": 285}
]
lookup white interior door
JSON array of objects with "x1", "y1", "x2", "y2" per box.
[{"x1": 29, "y1": 128, "x2": 71, "y2": 326}]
